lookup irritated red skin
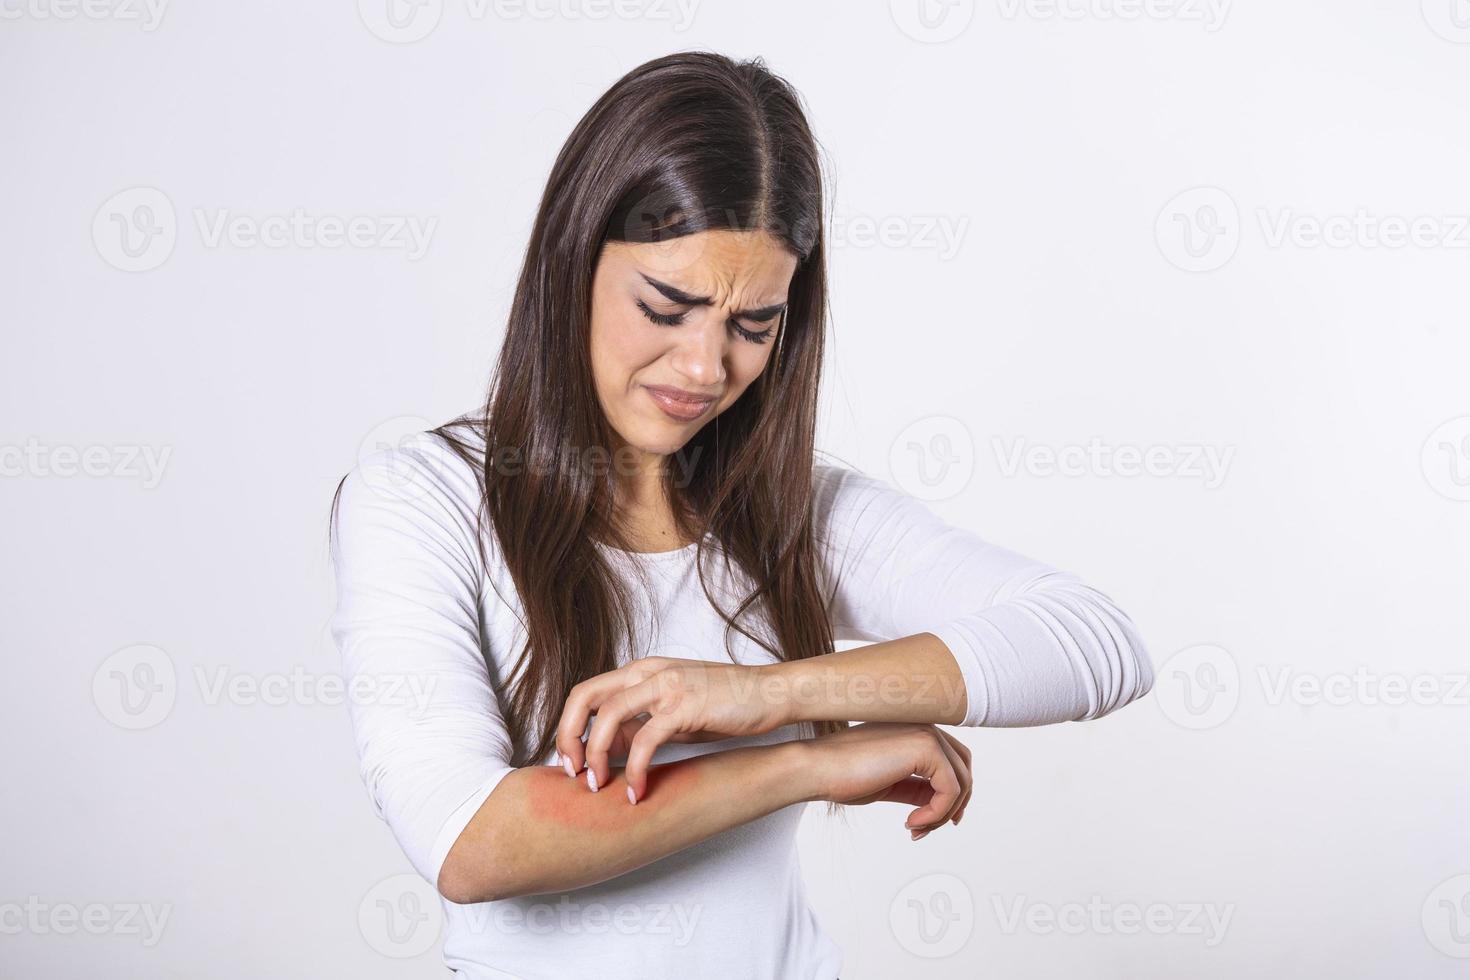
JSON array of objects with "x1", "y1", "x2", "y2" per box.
[{"x1": 524, "y1": 760, "x2": 702, "y2": 830}]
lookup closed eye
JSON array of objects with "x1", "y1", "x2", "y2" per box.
[{"x1": 636, "y1": 299, "x2": 779, "y2": 345}]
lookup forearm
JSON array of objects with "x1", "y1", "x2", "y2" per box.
[
  {"x1": 769, "y1": 633, "x2": 968, "y2": 727},
  {"x1": 438, "y1": 739, "x2": 814, "y2": 904}
]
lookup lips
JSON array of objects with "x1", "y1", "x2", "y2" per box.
[{"x1": 644, "y1": 384, "x2": 717, "y2": 422}]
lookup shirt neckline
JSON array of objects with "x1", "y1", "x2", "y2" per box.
[{"x1": 595, "y1": 533, "x2": 708, "y2": 563}]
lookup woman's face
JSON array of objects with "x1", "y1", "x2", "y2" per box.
[{"x1": 589, "y1": 229, "x2": 798, "y2": 463}]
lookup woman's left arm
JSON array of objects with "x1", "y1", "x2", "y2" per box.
[
  {"x1": 565, "y1": 462, "x2": 1156, "y2": 798},
  {"x1": 793, "y1": 461, "x2": 1157, "y2": 730}
]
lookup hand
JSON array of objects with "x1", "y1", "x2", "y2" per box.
[
  {"x1": 800, "y1": 722, "x2": 973, "y2": 839},
  {"x1": 556, "y1": 656, "x2": 790, "y2": 802}
]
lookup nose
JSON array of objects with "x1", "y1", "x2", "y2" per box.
[{"x1": 667, "y1": 316, "x2": 728, "y2": 388}]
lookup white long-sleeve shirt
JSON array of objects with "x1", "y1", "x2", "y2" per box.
[{"x1": 328, "y1": 421, "x2": 1155, "y2": 980}]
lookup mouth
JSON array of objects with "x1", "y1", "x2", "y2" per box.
[{"x1": 643, "y1": 384, "x2": 718, "y2": 422}]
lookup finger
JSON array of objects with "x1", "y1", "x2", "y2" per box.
[
  {"x1": 872, "y1": 775, "x2": 935, "y2": 808},
  {"x1": 584, "y1": 679, "x2": 664, "y2": 791},
  {"x1": 904, "y1": 734, "x2": 963, "y2": 833},
  {"x1": 555, "y1": 673, "x2": 625, "y2": 777},
  {"x1": 622, "y1": 716, "x2": 680, "y2": 803},
  {"x1": 919, "y1": 732, "x2": 968, "y2": 832},
  {"x1": 938, "y1": 730, "x2": 974, "y2": 825},
  {"x1": 607, "y1": 717, "x2": 651, "y2": 758}
]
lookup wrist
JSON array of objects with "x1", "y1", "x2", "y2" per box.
[
  {"x1": 764, "y1": 659, "x2": 811, "y2": 728},
  {"x1": 772, "y1": 737, "x2": 826, "y2": 804}
]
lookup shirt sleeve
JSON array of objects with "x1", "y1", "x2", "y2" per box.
[
  {"x1": 328, "y1": 434, "x2": 516, "y2": 888},
  {"x1": 813, "y1": 461, "x2": 1155, "y2": 727}
]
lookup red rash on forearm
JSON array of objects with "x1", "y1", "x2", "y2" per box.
[{"x1": 523, "y1": 760, "x2": 705, "y2": 830}]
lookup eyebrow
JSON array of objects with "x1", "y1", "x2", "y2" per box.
[{"x1": 638, "y1": 273, "x2": 788, "y2": 321}]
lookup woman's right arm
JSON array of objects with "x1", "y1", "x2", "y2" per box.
[{"x1": 438, "y1": 721, "x2": 970, "y2": 904}]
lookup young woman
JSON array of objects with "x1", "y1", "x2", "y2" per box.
[{"x1": 329, "y1": 50, "x2": 1154, "y2": 980}]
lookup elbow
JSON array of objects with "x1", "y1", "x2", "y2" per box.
[
  {"x1": 1062, "y1": 580, "x2": 1156, "y2": 719},
  {"x1": 437, "y1": 845, "x2": 549, "y2": 905},
  {"x1": 437, "y1": 856, "x2": 494, "y2": 905},
  {"x1": 1011, "y1": 575, "x2": 1154, "y2": 722},
  {"x1": 437, "y1": 856, "x2": 517, "y2": 906}
]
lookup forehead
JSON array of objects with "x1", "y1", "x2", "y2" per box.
[{"x1": 606, "y1": 229, "x2": 797, "y2": 299}]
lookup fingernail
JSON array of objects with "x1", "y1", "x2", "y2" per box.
[
  {"x1": 563, "y1": 757, "x2": 575, "y2": 779},
  {"x1": 587, "y1": 769, "x2": 599, "y2": 793},
  {"x1": 626, "y1": 786, "x2": 637, "y2": 806}
]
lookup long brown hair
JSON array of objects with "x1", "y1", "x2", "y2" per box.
[{"x1": 337, "y1": 51, "x2": 844, "y2": 766}]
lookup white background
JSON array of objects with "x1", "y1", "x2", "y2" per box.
[{"x1": 4, "y1": 1, "x2": 1469, "y2": 976}]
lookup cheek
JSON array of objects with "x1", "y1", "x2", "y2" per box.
[
  {"x1": 591, "y1": 309, "x2": 664, "y2": 392},
  {"x1": 722, "y1": 342, "x2": 773, "y2": 393}
]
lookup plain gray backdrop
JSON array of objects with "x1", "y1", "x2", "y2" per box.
[{"x1": 4, "y1": 1, "x2": 1469, "y2": 976}]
